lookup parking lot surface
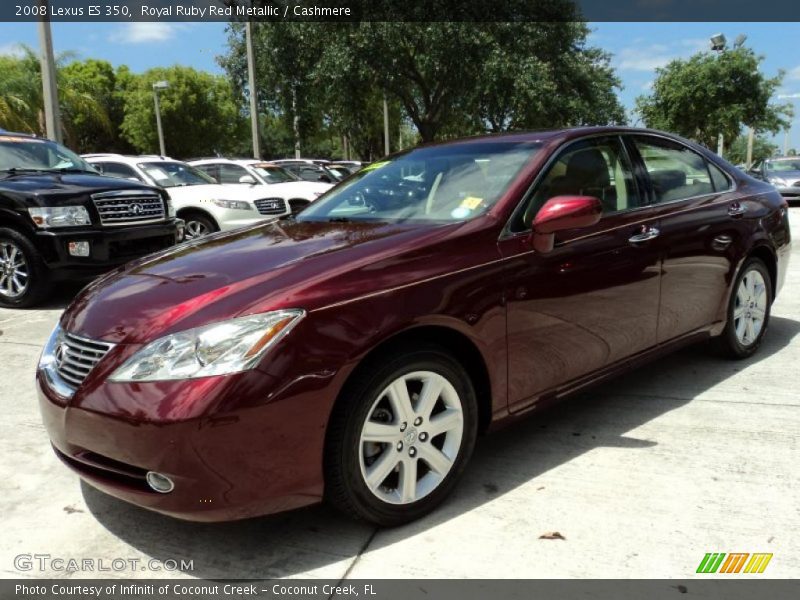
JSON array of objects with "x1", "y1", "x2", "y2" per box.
[{"x1": 2, "y1": 208, "x2": 798, "y2": 579}]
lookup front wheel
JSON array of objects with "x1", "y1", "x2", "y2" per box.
[
  {"x1": 714, "y1": 257, "x2": 772, "y2": 359},
  {"x1": 0, "y1": 227, "x2": 51, "y2": 308},
  {"x1": 182, "y1": 212, "x2": 218, "y2": 240},
  {"x1": 325, "y1": 346, "x2": 478, "y2": 526}
]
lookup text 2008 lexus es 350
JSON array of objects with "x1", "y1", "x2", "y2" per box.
[{"x1": 38, "y1": 128, "x2": 791, "y2": 526}]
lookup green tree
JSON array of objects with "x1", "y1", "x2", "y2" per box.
[
  {"x1": 0, "y1": 47, "x2": 111, "y2": 146},
  {"x1": 635, "y1": 47, "x2": 792, "y2": 149},
  {"x1": 118, "y1": 66, "x2": 247, "y2": 158},
  {"x1": 726, "y1": 135, "x2": 779, "y2": 165}
]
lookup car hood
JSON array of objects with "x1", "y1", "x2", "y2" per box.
[
  {"x1": 62, "y1": 219, "x2": 470, "y2": 343},
  {"x1": 768, "y1": 170, "x2": 800, "y2": 181},
  {"x1": 163, "y1": 183, "x2": 269, "y2": 202},
  {"x1": 0, "y1": 173, "x2": 160, "y2": 205},
  {"x1": 259, "y1": 181, "x2": 333, "y2": 199}
]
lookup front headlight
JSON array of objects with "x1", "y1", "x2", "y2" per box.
[
  {"x1": 165, "y1": 195, "x2": 176, "y2": 218},
  {"x1": 213, "y1": 199, "x2": 253, "y2": 211},
  {"x1": 769, "y1": 177, "x2": 788, "y2": 187},
  {"x1": 109, "y1": 310, "x2": 305, "y2": 382},
  {"x1": 28, "y1": 206, "x2": 91, "y2": 228}
]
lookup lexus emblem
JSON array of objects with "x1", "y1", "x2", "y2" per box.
[
  {"x1": 130, "y1": 203, "x2": 144, "y2": 215},
  {"x1": 54, "y1": 343, "x2": 68, "y2": 370}
]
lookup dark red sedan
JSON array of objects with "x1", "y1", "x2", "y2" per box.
[{"x1": 37, "y1": 128, "x2": 791, "y2": 526}]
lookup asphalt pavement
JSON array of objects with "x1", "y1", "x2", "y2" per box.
[{"x1": 1, "y1": 208, "x2": 798, "y2": 579}]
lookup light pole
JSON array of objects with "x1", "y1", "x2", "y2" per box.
[
  {"x1": 245, "y1": 19, "x2": 260, "y2": 159},
  {"x1": 710, "y1": 34, "x2": 727, "y2": 158},
  {"x1": 152, "y1": 81, "x2": 169, "y2": 157},
  {"x1": 37, "y1": 0, "x2": 62, "y2": 143},
  {"x1": 383, "y1": 94, "x2": 390, "y2": 156}
]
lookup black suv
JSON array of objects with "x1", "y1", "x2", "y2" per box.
[{"x1": 0, "y1": 132, "x2": 183, "y2": 308}]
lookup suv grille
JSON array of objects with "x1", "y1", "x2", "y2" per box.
[
  {"x1": 254, "y1": 197, "x2": 288, "y2": 216},
  {"x1": 92, "y1": 190, "x2": 165, "y2": 226},
  {"x1": 56, "y1": 331, "x2": 114, "y2": 388}
]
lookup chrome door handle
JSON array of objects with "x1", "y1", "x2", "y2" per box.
[
  {"x1": 728, "y1": 203, "x2": 746, "y2": 217},
  {"x1": 628, "y1": 227, "x2": 660, "y2": 244}
]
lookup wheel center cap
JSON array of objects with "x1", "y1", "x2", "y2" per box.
[{"x1": 403, "y1": 428, "x2": 418, "y2": 445}]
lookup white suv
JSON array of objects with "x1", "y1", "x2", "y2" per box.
[
  {"x1": 83, "y1": 154, "x2": 293, "y2": 239},
  {"x1": 188, "y1": 158, "x2": 332, "y2": 215}
]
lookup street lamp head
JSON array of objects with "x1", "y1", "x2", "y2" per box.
[
  {"x1": 709, "y1": 33, "x2": 727, "y2": 52},
  {"x1": 153, "y1": 81, "x2": 170, "y2": 90}
]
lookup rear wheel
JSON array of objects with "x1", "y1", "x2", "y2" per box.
[
  {"x1": 181, "y1": 212, "x2": 218, "y2": 240},
  {"x1": 714, "y1": 257, "x2": 772, "y2": 359},
  {"x1": 0, "y1": 227, "x2": 52, "y2": 308},
  {"x1": 325, "y1": 346, "x2": 478, "y2": 526}
]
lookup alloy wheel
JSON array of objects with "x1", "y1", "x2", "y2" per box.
[
  {"x1": 733, "y1": 268, "x2": 768, "y2": 347},
  {"x1": 184, "y1": 220, "x2": 209, "y2": 240},
  {"x1": 0, "y1": 241, "x2": 29, "y2": 299},
  {"x1": 358, "y1": 371, "x2": 464, "y2": 505}
]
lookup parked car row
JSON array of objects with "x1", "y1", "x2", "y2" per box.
[
  {"x1": 745, "y1": 156, "x2": 800, "y2": 200},
  {"x1": 34, "y1": 127, "x2": 791, "y2": 526},
  {"x1": 0, "y1": 129, "x2": 354, "y2": 307}
]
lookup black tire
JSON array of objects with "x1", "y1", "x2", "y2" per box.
[
  {"x1": 713, "y1": 257, "x2": 772, "y2": 359},
  {"x1": 181, "y1": 212, "x2": 218, "y2": 240},
  {"x1": 325, "y1": 344, "x2": 478, "y2": 527},
  {"x1": 0, "y1": 227, "x2": 52, "y2": 308},
  {"x1": 288, "y1": 199, "x2": 310, "y2": 216}
]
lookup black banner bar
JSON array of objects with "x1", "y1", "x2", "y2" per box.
[
  {"x1": 2, "y1": 0, "x2": 800, "y2": 22},
  {"x1": 3, "y1": 580, "x2": 800, "y2": 600}
]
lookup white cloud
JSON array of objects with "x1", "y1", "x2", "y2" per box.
[
  {"x1": 778, "y1": 93, "x2": 800, "y2": 99},
  {"x1": 788, "y1": 66, "x2": 800, "y2": 81},
  {"x1": 108, "y1": 23, "x2": 185, "y2": 44},
  {"x1": 0, "y1": 43, "x2": 24, "y2": 57},
  {"x1": 616, "y1": 38, "x2": 710, "y2": 73}
]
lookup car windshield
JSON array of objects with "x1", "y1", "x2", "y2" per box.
[
  {"x1": 297, "y1": 141, "x2": 541, "y2": 223},
  {"x1": 251, "y1": 164, "x2": 298, "y2": 184},
  {"x1": 0, "y1": 136, "x2": 96, "y2": 173},
  {"x1": 138, "y1": 161, "x2": 217, "y2": 187},
  {"x1": 765, "y1": 159, "x2": 800, "y2": 172}
]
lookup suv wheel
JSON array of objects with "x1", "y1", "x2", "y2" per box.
[
  {"x1": 182, "y1": 213, "x2": 218, "y2": 240},
  {"x1": 0, "y1": 227, "x2": 51, "y2": 308},
  {"x1": 325, "y1": 345, "x2": 478, "y2": 526}
]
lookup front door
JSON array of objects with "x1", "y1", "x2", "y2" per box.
[{"x1": 499, "y1": 136, "x2": 662, "y2": 411}]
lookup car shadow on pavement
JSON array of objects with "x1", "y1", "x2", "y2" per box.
[{"x1": 81, "y1": 316, "x2": 800, "y2": 580}]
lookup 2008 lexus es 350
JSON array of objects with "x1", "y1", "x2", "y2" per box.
[{"x1": 38, "y1": 128, "x2": 791, "y2": 526}]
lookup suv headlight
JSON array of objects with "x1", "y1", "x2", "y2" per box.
[
  {"x1": 768, "y1": 177, "x2": 788, "y2": 187},
  {"x1": 109, "y1": 310, "x2": 305, "y2": 382},
  {"x1": 28, "y1": 206, "x2": 91, "y2": 228},
  {"x1": 165, "y1": 195, "x2": 176, "y2": 218},
  {"x1": 212, "y1": 199, "x2": 253, "y2": 211}
]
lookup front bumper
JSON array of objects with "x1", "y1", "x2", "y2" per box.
[
  {"x1": 35, "y1": 359, "x2": 333, "y2": 521},
  {"x1": 34, "y1": 219, "x2": 183, "y2": 281},
  {"x1": 774, "y1": 185, "x2": 800, "y2": 198}
]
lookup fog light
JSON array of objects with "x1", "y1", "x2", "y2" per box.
[
  {"x1": 146, "y1": 471, "x2": 175, "y2": 493},
  {"x1": 68, "y1": 241, "x2": 90, "y2": 257}
]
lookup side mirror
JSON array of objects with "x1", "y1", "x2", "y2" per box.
[
  {"x1": 239, "y1": 175, "x2": 257, "y2": 185},
  {"x1": 319, "y1": 174, "x2": 333, "y2": 183},
  {"x1": 531, "y1": 195, "x2": 603, "y2": 253}
]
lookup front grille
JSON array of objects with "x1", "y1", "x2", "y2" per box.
[
  {"x1": 55, "y1": 331, "x2": 114, "y2": 388},
  {"x1": 93, "y1": 190, "x2": 165, "y2": 226},
  {"x1": 254, "y1": 197, "x2": 288, "y2": 215}
]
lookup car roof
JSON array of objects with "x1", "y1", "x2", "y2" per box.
[
  {"x1": 83, "y1": 154, "x2": 176, "y2": 164},
  {"x1": 0, "y1": 131, "x2": 42, "y2": 140}
]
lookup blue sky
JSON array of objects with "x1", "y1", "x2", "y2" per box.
[{"x1": 2, "y1": 21, "x2": 800, "y2": 147}]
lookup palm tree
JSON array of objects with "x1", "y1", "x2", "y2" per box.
[{"x1": 0, "y1": 45, "x2": 111, "y2": 145}]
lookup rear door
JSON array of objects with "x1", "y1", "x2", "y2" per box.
[
  {"x1": 625, "y1": 134, "x2": 739, "y2": 342},
  {"x1": 499, "y1": 135, "x2": 662, "y2": 411}
]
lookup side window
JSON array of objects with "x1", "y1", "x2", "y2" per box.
[
  {"x1": 194, "y1": 164, "x2": 219, "y2": 182},
  {"x1": 633, "y1": 137, "x2": 715, "y2": 203},
  {"x1": 708, "y1": 161, "x2": 732, "y2": 192},
  {"x1": 101, "y1": 162, "x2": 143, "y2": 182},
  {"x1": 516, "y1": 137, "x2": 639, "y2": 231},
  {"x1": 217, "y1": 164, "x2": 249, "y2": 184}
]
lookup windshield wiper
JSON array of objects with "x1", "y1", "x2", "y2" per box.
[
  {"x1": 0, "y1": 167, "x2": 50, "y2": 177},
  {"x1": 51, "y1": 167, "x2": 98, "y2": 174}
]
